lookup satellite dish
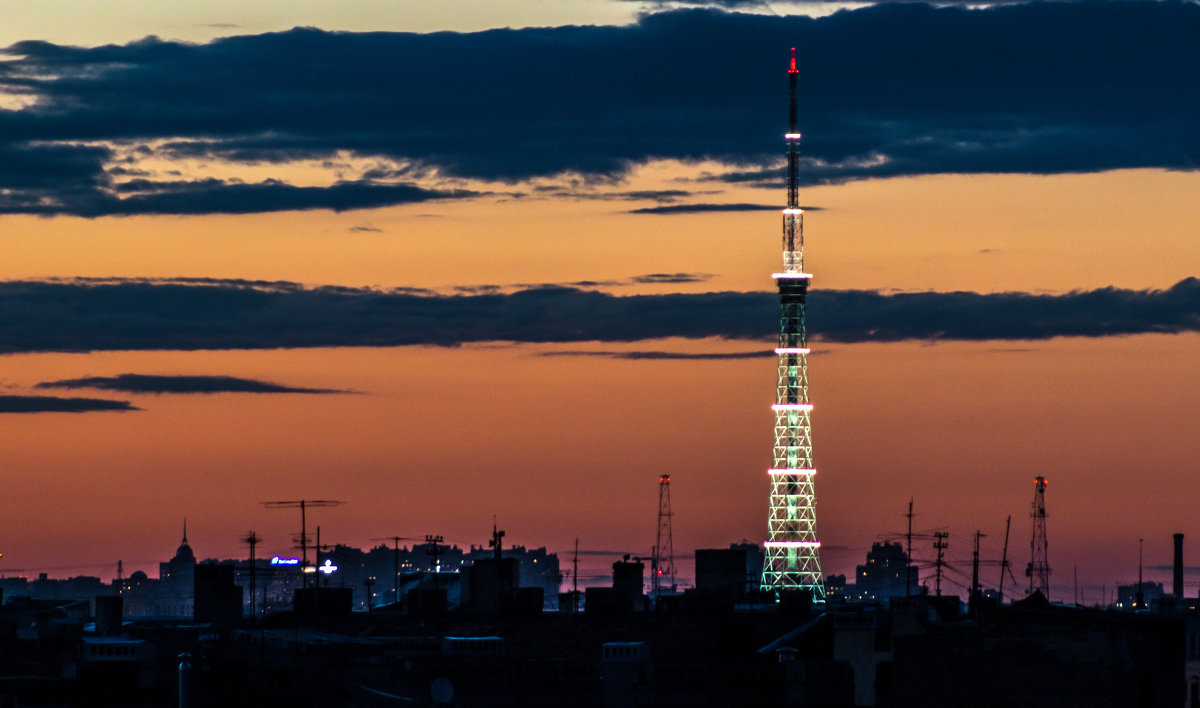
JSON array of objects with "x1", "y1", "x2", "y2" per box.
[{"x1": 430, "y1": 677, "x2": 454, "y2": 704}]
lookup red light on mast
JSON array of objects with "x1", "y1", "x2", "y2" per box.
[{"x1": 789, "y1": 47, "x2": 798, "y2": 74}]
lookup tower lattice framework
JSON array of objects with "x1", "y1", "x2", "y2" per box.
[
  {"x1": 761, "y1": 49, "x2": 825, "y2": 602},
  {"x1": 652, "y1": 474, "x2": 676, "y2": 596},
  {"x1": 1027, "y1": 476, "x2": 1050, "y2": 597}
]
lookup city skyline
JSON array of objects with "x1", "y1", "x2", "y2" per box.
[{"x1": 1, "y1": 1, "x2": 1198, "y2": 602}]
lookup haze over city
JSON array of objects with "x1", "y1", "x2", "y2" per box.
[{"x1": 1, "y1": 0, "x2": 1198, "y2": 606}]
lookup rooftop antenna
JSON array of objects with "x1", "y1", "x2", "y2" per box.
[
  {"x1": 652, "y1": 475, "x2": 676, "y2": 597},
  {"x1": 241, "y1": 531, "x2": 260, "y2": 620},
  {"x1": 262, "y1": 500, "x2": 344, "y2": 588},
  {"x1": 573, "y1": 538, "x2": 580, "y2": 613},
  {"x1": 1136, "y1": 537, "x2": 1145, "y2": 609},
  {"x1": 489, "y1": 518, "x2": 506, "y2": 562},
  {"x1": 905, "y1": 499, "x2": 917, "y2": 596}
]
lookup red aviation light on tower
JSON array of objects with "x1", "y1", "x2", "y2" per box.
[{"x1": 789, "y1": 47, "x2": 798, "y2": 74}]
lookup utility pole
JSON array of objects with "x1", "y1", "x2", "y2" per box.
[
  {"x1": 315, "y1": 526, "x2": 322, "y2": 588},
  {"x1": 372, "y1": 535, "x2": 420, "y2": 605},
  {"x1": 905, "y1": 499, "x2": 916, "y2": 596},
  {"x1": 573, "y1": 538, "x2": 580, "y2": 613},
  {"x1": 241, "y1": 531, "x2": 260, "y2": 620},
  {"x1": 933, "y1": 532, "x2": 949, "y2": 597},
  {"x1": 972, "y1": 530, "x2": 986, "y2": 609},
  {"x1": 262, "y1": 500, "x2": 344, "y2": 588},
  {"x1": 999, "y1": 516, "x2": 1012, "y2": 605},
  {"x1": 1136, "y1": 538, "x2": 1145, "y2": 609},
  {"x1": 425, "y1": 534, "x2": 445, "y2": 603},
  {"x1": 425, "y1": 535, "x2": 446, "y2": 573},
  {"x1": 364, "y1": 576, "x2": 375, "y2": 616}
]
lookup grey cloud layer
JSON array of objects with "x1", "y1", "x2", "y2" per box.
[
  {"x1": 0, "y1": 278, "x2": 1195, "y2": 353},
  {"x1": 0, "y1": 2, "x2": 1196, "y2": 215},
  {"x1": 36, "y1": 374, "x2": 346, "y2": 394},
  {"x1": 0, "y1": 395, "x2": 137, "y2": 413}
]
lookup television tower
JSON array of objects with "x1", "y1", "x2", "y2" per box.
[
  {"x1": 1026, "y1": 476, "x2": 1050, "y2": 597},
  {"x1": 652, "y1": 474, "x2": 676, "y2": 596},
  {"x1": 761, "y1": 48, "x2": 825, "y2": 603}
]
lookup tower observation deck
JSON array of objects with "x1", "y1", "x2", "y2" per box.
[{"x1": 761, "y1": 49, "x2": 825, "y2": 603}]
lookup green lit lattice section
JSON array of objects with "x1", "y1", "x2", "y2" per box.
[{"x1": 761, "y1": 287, "x2": 825, "y2": 602}]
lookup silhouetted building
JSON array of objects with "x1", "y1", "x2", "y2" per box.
[
  {"x1": 765, "y1": 594, "x2": 1184, "y2": 707},
  {"x1": 464, "y1": 544, "x2": 563, "y2": 610},
  {"x1": 123, "y1": 527, "x2": 196, "y2": 619},
  {"x1": 194, "y1": 563, "x2": 242, "y2": 627},
  {"x1": 695, "y1": 546, "x2": 756, "y2": 604},
  {"x1": 847, "y1": 541, "x2": 918, "y2": 602},
  {"x1": 1118, "y1": 581, "x2": 1164, "y2": 610},
  {"x1": 464, "y1": 557, "x2": 519, "y2": 613}
]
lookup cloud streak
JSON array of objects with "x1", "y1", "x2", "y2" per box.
[
  {"x1": 36, "y1": 374, "x2": 347, "y2": 395},
  {"x1": 628, "y1": 203, "x2": 781, "y2": 215},
  {"x1": 0, "y1": 395, "x2": 137, "y2": 413},
  {"x1": 0, "y1": 277, "x2": 1195, "y2": 353},
  {"x1": 0, "y1": 2, "x2": 1196, "y2": 213},
  {"x1": 540, "y1": 350, "x2": 772, "y2": 360}
]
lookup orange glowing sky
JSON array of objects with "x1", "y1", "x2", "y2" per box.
[{"x1": 3, "y1": 167, "x2": 1198, "y2": 600}]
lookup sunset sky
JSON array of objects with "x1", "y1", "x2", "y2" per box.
[{"x1": 1, "y1": 0, "x2": 1197, "y2": 602}]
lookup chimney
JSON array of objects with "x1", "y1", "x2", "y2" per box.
[{"x1": 1173, "y1": 533, "x2": 1184, "y2": 598}]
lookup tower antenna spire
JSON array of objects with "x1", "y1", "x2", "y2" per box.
[{"x1": 762, "y1": 49, "x2": 824, "y2": 603}]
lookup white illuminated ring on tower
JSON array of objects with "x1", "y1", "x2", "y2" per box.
[
  {"x1": 784, "y1": 133, "x2": 802, "y2": 140},
  {"x1": 765, "y1": 541, "x2": 821, "y2": 548},
  {"x1": 772, "y1": 273, "x2": 813, "y2": 279},
  {"x1": 782, "y1": 208, "x2": 804, "y2": 215},
  {"x1": 772, "y1": 404, "x2": 813, "y2": 412},
  {"x1": 775, "y1": 347, "x2": 810, "y2": 355},
  {"x1": 768, "y1": 468, "x2": 816, "y2": 476}
]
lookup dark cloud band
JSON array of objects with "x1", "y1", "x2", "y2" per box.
[
  {"x1": 628, "y1": 203, "x2": 781, "y2": 215},
  {"x1": 36, "y1": 374, "x2": 346, "y2": 395},
  {"x1": 0, "y1": 277, "x2": 1195, "y2": 353},
  {"x1": 0, "y1": 395, "x2": 137, "y2": 413},
  {"x1": 0, "y1": 2, "x2": 1196, "y2": 214}
]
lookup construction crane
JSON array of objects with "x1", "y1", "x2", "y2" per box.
[{"x1": 262, "y1": 499, "x2": 344, "y2": 588}]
